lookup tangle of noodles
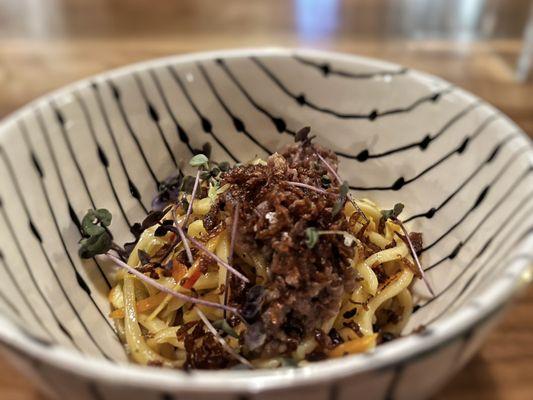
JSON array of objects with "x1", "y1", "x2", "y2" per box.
[
  {"x1": 108, "y1": 191, "x2": 417, "y2": 367},
  {"x1": 93, "y1": 136, "x2": 425, "y2": 370}
]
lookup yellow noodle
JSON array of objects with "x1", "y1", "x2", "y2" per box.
[
  {"x1": 122, "y1": 276, "x2": 178, "y2": 367},
  {"x1": 187, "y1": 219, "x2": 207, "y2": 238},
  {"x1": 110, "y1": 183, "x2": 419, "y2": 367},
  {"x1": 355, "y1": 267, "x2": 414, "y2": 336}
]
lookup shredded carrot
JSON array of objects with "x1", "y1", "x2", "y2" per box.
[
  {"x1": 110, "y1": 291, "x2": 168, "y2": 319},
  {"x1": 183, "y1": 267, "x2": 203, "y2": 289},
  {"x1": 172, "y1": 260, "x2": 188, "y2": 283},
  {"x1": 328, "y1": 334, "x2": 377, "y2": 358}
]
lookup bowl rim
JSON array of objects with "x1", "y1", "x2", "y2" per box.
[{"x1": 0, "y1": 47, "x2": 532, "y2": 393}]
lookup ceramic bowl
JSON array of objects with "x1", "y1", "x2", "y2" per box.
[{"x1": 0, "y1": 48, "x2": 532, "y2": 400}]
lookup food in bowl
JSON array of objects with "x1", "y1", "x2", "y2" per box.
[{"x1": 79, "y1": 127, "x2": 431, "y2": 370}]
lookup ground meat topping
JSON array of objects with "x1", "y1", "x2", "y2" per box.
[{"x1": 218, "y1": 143, "x2": 356, "y2": 357}]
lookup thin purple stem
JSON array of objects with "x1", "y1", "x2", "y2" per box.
[
  {"x1": 315, "y1": 149, "x2": 369, "y2": 223},
  {"x1": 315, "y1": 152, "x2": 342, "y2": 183},
  {"x1": 394, "y1": 218, "x2": 435, "y2": 297},
  {"x1": 286, "y1": 181, "x2": 332, "y2": 196},
  {"x1": 187, "y1": 236, "x2": 250, "y2": 283},
  {"x1": 172, "y1": 206, "x2": 194, "y2": 265},
  {"x1": 105, "y1": 253, "x2": 238, "y2": 313}
]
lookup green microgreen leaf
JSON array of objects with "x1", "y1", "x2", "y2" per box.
[
  {"x1": 332, "y1": 181, "x2": 349, "y2": 216},
  {"x1": 78, "y1": 231, "x2": 112, "y2": 259},
  {"x1": 305, "y1": 227, "x2": 319, "y2": 249},
  {"x1": 208, "y1": 181, "x2": 219, "y2": 202},
  {"x1": 81, "y1": 209, "x2": 112, "y2": 237},
  {"x1": 212, "y1": 319, "x2": 238, "y2": 338},
  {"x1": 81, "y1": 220, "x2": 105, "y2": 237},
  {"x1": 381, "y1": 203, "x2": 405, "y2": 221},
  {"x1": 189, "y1": 154, "x2": 209, "y2": 169},
  {"x1": 79, "y1": 208, "x2": 114, "y2": 259}
]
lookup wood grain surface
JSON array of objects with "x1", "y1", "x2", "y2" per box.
[{"x1": 0, "y1": 1, "x2": 532, "y2": 399}]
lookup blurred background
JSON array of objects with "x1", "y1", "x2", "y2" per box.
[{"x1": 0, "y1": 0, "x2": 532, "y2": 399}]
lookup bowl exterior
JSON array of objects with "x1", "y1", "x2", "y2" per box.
[{"x1": 0, "y1": 301, "x2": 511, "y2": 400}]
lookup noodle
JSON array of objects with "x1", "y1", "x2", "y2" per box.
[
  {"x1": 80, "y1": 134, "x2": 424, "y2": 369},
  {"x1": 109, "y1": 195, "x2": 416, "y2": 367}
]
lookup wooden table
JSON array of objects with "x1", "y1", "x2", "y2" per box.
[{"x1": 0, "y1": 1, "x2": 532, "y2": 399}]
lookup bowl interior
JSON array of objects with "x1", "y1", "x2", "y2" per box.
[{"x1": 0, "y1": 48, "x2": 531, "y2": 365}]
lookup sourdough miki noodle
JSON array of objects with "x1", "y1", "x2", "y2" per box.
[{"x1": 79, "y1": 127, "x2": 427, "y2": 370}]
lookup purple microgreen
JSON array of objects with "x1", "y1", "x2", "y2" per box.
[
  {"x1": 240, "y1": 285, "x2": 265, "y2": 322},
  {"x1": 209, "y1": 166, "x2": 221, "y2": 178},
  {"x1": 137, "y1": 249, "x2": 151, "y2": 265},
  {"x1": 393, "y1": 217, "x2": 435, "y2": 297},
  {"x1": 141, "y1": 210, "x2": 165, "y2": 231},
  {"x1": 172, "y1": 207, "x2": 194, "y2": 266},
  {"x1": 187, "y1": 236, "x2": 249, "y2": 283},
  {"x1": 315, "y1": 151, "x2": 369, "y2": 223},
  {"x1": 195, "y1": 307, "x2": 253, "y2": 368},
  {"x1": 347, "y1": 196, "x2": 369, "y2": 223},
  {"x1": 286, "y1": 181, "x2": 332, "y2": 196},
  {"x1": 381, "y1": 203, "x2": 405, "y2": 221},
  {"x1": 105, "y1": 253, "x2": 237, "y2": 313},
  {"x1": 152, "y1": 171, "x2": 183, "y2": 211},
  {"x1": 200, "y1": 170, "x2": 212, "y2": 180},
  {"x1": 294, "y1": 126, "x2": 312, "y2": 143}
]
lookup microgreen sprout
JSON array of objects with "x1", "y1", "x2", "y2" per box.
[
  {"x1": 79, "y1": 209, "x2": 113, "y2": 258},
  {"x1": 305, "y1": 227, "x2": 357, "y2": 249},
  {"x1": 189, "y1": 153, "x2": 209, "y2": 169},
  {"x1": 315, "y1": 151, "x2": 369, "y2": 223}
]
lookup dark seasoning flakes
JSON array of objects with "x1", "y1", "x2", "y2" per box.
[{"x1": 215, "y1": 134, "x2": 357, "y2": 358}]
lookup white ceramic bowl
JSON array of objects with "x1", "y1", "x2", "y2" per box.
[{"x1": 0, "y1": 48, "x2": 532, "y2": 400}]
